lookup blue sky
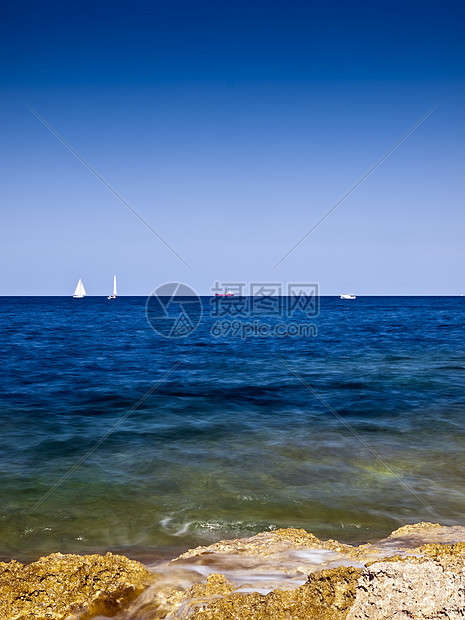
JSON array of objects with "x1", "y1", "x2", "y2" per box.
[{"x1": 1, "y1": 0, "x2": 464, "y2": 295}]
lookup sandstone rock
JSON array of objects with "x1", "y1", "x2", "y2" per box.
[
  {"x1": 348, "y1": 556, "x2": 465, "y2": 620},
  {"x1": 146, "y1": 524, "x2": 465, "y2": 619},
  {"x1": 378, "y1": 521, "x2": 465, "y2": 550},
  {"x1": 166, "y1": 556, "x2": 465, "y2": 620},
  {"x1": 128, "y1": 574, "x2": 237, "y2": 620},
  {"x1": 177, "y1": 527, "x2": 358, "y2": 560},
  {"x1": 188, "y1": 566, "x2": 361, "y2": 620},
  {"x1": 5, "y1": 523, "x2": 465, "y2": 619},
  {"x1": 0, "y1": 552, "x2": 153, "y2": 620}
]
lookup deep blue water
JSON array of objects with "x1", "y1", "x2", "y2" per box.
[{"x1": 1, "y1": 296, "x2": 465, "y2": 560}]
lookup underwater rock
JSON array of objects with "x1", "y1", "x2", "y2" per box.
[{"x1": 0, "y1": 551, "x2": 153, "y2": 620}]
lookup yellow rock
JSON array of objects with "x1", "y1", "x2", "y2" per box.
[
  {"x1": 0, "y1": 551, "x2": 153, "y2": 620},
  {"x1": 188, "y1": 566, "x2": 361, "y2": 620}
]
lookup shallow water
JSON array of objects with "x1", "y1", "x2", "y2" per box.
[{"x1": 1, "y1": 296, "x2": 465, "y2": 561}]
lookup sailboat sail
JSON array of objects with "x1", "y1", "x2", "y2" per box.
[
  {"x1": 73, "y1": 278, "x2": 86, "y2": 298},
  {"x1": 108, "y1": 275, "x2": 117, "y2": 299}
]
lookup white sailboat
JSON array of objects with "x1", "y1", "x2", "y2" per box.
[
  {"x1": 107, "y1": 275, "x2": 117, "y2": 300},
  {"x1": 73, "y1": 278, "x2": 86, "y2": 298}
]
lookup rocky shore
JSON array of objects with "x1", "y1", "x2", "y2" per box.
[{"x1": 2, "y1": 522, "x2": 465, "y2": 619}]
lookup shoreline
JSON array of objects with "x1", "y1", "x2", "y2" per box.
[{"x1": 2, "y1": 522, "x2": 465, "y2": 619}]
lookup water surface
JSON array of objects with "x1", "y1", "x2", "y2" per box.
[{"x1": 1, "y1": 296, "x2": 464, "y2": 561}]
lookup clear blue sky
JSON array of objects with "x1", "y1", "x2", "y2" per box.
[{"x1": 1, "y1": 0, "x2": 464, "y2": 295}]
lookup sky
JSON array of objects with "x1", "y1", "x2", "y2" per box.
[{"x1": 1, "y1": 0, "x2": 464, "y2": 295}]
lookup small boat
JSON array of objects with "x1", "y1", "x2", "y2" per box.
[
  {"x1": 340, "y1": 293, "x2": 356, "y2": 300},
  {"x1": 107, "y1": 275, "x2": 117, "y2": 300},
  {"x1": 215, "y1": 290, "x2": 234, "y2": 297},
  {"x1": 73, "y1": 278, "x2": 86, "y2": 298}
]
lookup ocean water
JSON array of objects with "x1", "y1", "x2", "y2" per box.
[{"x1": 1, "y1": 296, "x2": 465, "y2": 561}]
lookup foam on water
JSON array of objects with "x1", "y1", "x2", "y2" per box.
[{"x1": 112, "y1": 524, "x2": 465, "y2": 619}]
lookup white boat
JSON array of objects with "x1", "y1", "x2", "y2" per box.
[
  {"x1": 340, "y1": 293, "x2": 356, "y2": 300},
  {"x1": 73, "y1": 278, "x2": 86, "y2": 298},
  {"x1": 215, "y1": 290, "x2": 234, "y2": 297},
  {"x1": 107, "y1": 275, "x2": 117, "y2": 300}
]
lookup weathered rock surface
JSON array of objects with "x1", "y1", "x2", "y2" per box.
[
  {"x1": 375, "y1": 521, "x2": 465, "y2": 551},
  {"x1": 126, "y1": 523, "x2": 465, "y2": 619},
  {"x1": 188, "y1": 566, "x2": 361, "y2": 620},
  {"x1": 177, "y1": 527, "x2": 361, "y2": 559},
  {"x1": 4, "y1": 523, "x2": 465, "y2": 619},
  {"x1": 0, "y1": 552, "x2": 153, "y2": 620},
  {"x1": 168, "y1": 554, "x2": 465, "y2": 620},
  {"x1": 348, "y1": 556, "x2": 465, "y2": 620}
]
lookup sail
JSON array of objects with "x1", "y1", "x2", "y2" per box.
[
  {"x1": 73, "y1": 278, "x2": 86, "y2": 297},
  {"x1": 112, "y1": 275, "x2": 117, "y2": 297}
]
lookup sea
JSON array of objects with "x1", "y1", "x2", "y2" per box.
[{"x1": 1, "y1": 295, "x2": 465, "y2": 562}]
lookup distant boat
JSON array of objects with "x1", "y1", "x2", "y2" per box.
[
  {"x1": 107, "y1": 275, "x2": 117, "y2": 300},
  {"x1": 340, "y1": 293, "x2": 356, "y2": 300},
  {"x1": 73, "y1": 278, "x2": 86, "y2": 299},
  {"x1": 215, "y1": 290, "x2": 234, "y2": 297}
]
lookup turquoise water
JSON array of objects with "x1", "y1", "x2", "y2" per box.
[{"x1": 1, "y1": 296, "x2": 465, "y2": 560}]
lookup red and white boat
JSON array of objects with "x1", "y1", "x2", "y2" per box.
[{"x1": 215, "y1": 290, "x2": 234, "y2": 297}]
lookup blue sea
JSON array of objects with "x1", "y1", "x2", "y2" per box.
[{"x1": 1, "y1": 296, "x2": 465, "y2": 561}]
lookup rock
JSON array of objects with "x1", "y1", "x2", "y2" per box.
[
  {"x1": 131, "y1": 523, "x2": 465, "y2": 619},
  {"x1": 188, "y1": 566, "x2": 361, "y2": 620},
  {"x1": 177, "y1": 527, "x2": 358, "y2": 560},
  {"x1": 0, "y1": 552, "x2": 153, "y2": 620},
  {"x1": 5, "y1": 523, "x2": 465, "y2": 619},
  {"x1": 128, "y1": 574, "x2": 237, "y2": 620},
  {"x1": 164, "y1": 556, "x2": 465, "y2": 620},
  {"x1": 419, "y1": 542, "x2": 465, "y2": 558},
  {"x1": 348, "y1": 555, "x2": 465, "y2": 619}
]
